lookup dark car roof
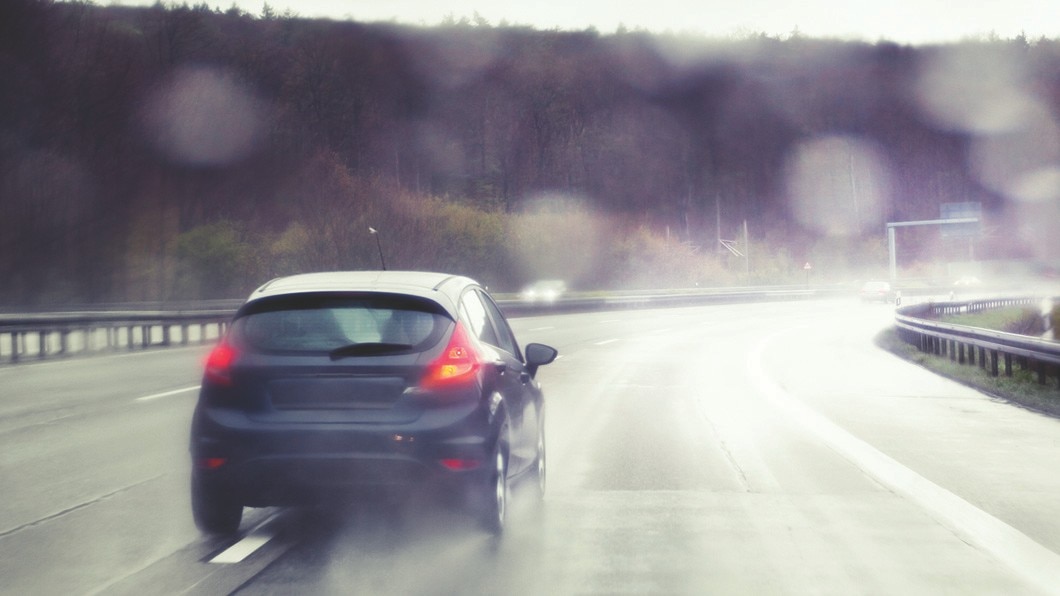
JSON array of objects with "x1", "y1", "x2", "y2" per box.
[{"x1": 245, "y1": 271, "x2": 479, "y2": 314}]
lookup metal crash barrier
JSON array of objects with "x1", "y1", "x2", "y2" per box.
[
  {"x1": 0, "y1": 288, "x2": 837, "y2": 365},
  {"x1": 895, "y1": 297, "x2": 1060, "y2": 388},
  {"x1": 0, "y1": 310, "x2": 233, "y2": 364}
]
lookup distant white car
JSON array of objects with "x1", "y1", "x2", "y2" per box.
[
  {"x1": 520, "y1": 280, "x2": 567, "y2": 303},
  {"x1": 953, "y1": 276, "x2": 982, "y2": 287},
  {"x1": 858, "y1": 281, "x2": 897, "y2": 303}
]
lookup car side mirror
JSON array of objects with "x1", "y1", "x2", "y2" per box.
[{"x1": 525, "y1": 343, "x2": 558, "y2": 377}]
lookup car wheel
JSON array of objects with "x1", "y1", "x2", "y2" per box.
[
  {"x1": 479, "y1": 442, "x2": 508, "y2": 535},
  {"x1": 530, "y1": 426, "x2": 546, "y2": 501},
  {"x1": 191, "y1": 470, "x2": 242, "y2": 535}
]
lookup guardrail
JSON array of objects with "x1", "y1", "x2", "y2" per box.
[
  {"x1": 0, "y1": 287, "x2": 845, "y2": 365},
  {"x1": 0, "y1": 310, "x2": 233, "y2": 364},
  {"x1": 894, "y1": 297, "x2": 1060, "y2": 388},
  {"x1": 498, "y1": 286, "x2": 839, "y2": 317}
]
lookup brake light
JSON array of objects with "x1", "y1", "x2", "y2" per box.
[
  {"x1": 439, "y1": 458, "x2": 482, "y2": 471},
  {"x1": 204, "y1": 342, "x2": 238, "y2": 386},
  {"x1": 196, "y1": 457, "x2": 228, "y2": 470},
  {"x1": 422, "y1": 322, "x2": 481, "y2": 388}
]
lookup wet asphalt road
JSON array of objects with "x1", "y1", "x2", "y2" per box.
[{"x1": 2, "y1": 298, "x2": 1059, "y2": 595}]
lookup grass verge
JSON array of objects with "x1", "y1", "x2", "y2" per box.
[
  {"x1": 939, "y1": 306, "x2": 1042, "y2": 335},
  {"x1": 876, "y1": 327, "x2": 1060, "y2": 418}
]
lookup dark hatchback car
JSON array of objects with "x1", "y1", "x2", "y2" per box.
[{"x1": 189, "y1": 271, "x2": 557, "y2": 535}]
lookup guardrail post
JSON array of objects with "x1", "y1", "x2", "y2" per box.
[
  {"x1": 38, "y1": 331, "x2": 47, "y2": 360},
  {"x1": 9, "y1": 332, "x2": 19, "y2": 363},
  {"x1": 181, "y1": 324, "x2": 189, "y2": 345},
  {"x1": 958, "y1": 343, "x2": 966, "y2": 365},
  {"x1": 989, "y1": 350, "x2": 999, "y2": 376},
  {"x1": 162, "y1": 325, "x2": 171, "y2": 347}
]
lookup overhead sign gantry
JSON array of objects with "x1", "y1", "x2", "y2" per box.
[{"x1": 886, "y1": 217, "x2": 980, "y2": 281}]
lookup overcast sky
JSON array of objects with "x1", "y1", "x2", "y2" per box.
[{"x1": 106, "y1": 0, "x2": 1057, "y2": 44}]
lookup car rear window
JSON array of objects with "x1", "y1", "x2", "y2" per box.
[{"x1": 229, "y1": 293, "x2": 450, "y2": 354}]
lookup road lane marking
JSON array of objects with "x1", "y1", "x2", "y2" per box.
[
  {"x1": 135, "y1": 385, "x2": 200, "y2": 402},
  {"x1": 0, "y1": 476, "x2": 163, "y2": 539},
  {"x1": 209, "y1": 515, "x2": 281, "y2": 564},
  {"x1": 529, "y1": 326, "x2": 555, "y2": 331},
  {"x1": 748, "y1": 326, "x2": 1060, "y2": 594},
  {"x1": 594, "y1": 339, "x2": 620, "y2": 346}
]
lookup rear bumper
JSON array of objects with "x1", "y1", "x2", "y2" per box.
[
  {"x1": 196, "y1": 452, "x2": 489, "y2": 507},
  {"x1": 190, "y1": 402, "x2": 497, "y2": 506}
]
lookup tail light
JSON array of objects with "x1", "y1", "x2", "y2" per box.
[
  {"x1": 204, "y1": 342, "x2": 238, "y2": 386},
  {"x1": 421, "y1": 322, "x2": 481, "y2": 388},
  {"x1": 196, "y1": 457, "x2": 228, "y2": 470},
  {"x1": 439, "y1": 458, "x2": 482, "y2": 471}
]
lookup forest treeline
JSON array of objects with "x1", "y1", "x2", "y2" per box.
[{"x1": 1, "y1": 0, "x2": 1058, "y2": 304}]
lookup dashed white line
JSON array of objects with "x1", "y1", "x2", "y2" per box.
[
  {"x1": 594, "y1": 338, "x2": 620, "y2": 346},
  {"x1": 134, "y1": 385, "x2": 200, "y2": 402},
  {"x1": 529, "y1": 326, "x2": 555, "y2": 331},
  {"x1": 209, "y1": 515, "x2": 281, "y2": 564}
]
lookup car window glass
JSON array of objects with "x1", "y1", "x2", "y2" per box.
[
  {"x1": 478, "y1": 290, "x2": 520, "y2": 358},
  {"x1": 232, "y1": 296, "x2": 446, "y2": 353},
  {"x1": 459, "y1": 290, "x2": 500, "y2": 347}
]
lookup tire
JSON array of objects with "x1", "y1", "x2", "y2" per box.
[
  {"x1": 479, "y1": 442, "x2": 508, "y2": 535},
  {"x1": 529, "y1": 425, "x2": 546, "y2": 502},
  {"x1": 191, "y1": 471, "x2": 242, "y2": 535}
]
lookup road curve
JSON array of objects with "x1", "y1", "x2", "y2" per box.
[{"x1": 1, "y1": 298, "x2": 1057, "y2": 595}]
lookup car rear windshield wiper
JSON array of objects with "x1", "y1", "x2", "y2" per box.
[{"x1": 329, "y1": 342, "x2": 413, "y2": 360}]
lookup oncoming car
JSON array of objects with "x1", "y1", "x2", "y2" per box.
[
  {"x1": 519, "y1": 279, "x2": 567, "y2": 303},
  {"x1": 189, "y1": 271, "x2": 557, "y2": 535}
]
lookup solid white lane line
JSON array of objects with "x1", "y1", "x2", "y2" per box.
[
  {"x1": 748, "y1": 326, "x2": 1060, "y2": 594},
  {"x1": 594, "y1": 339, "x2": 620, "y2": 346},
  {"x1": 529, "y1": 326, "x2": 555, "y2": 331},
  {"x1": 134, "y1": 385, "x2": 200, "y2": 402},
  {"x1": 209, "y1": 517, "x2": 280, "y2": 564}
]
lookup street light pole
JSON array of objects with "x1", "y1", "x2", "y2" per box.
[{"x1": 368, "y1": 226, "x2": 387, "y2": 270}]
